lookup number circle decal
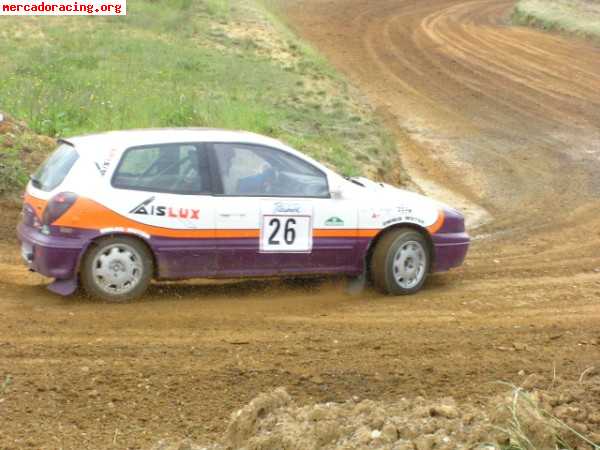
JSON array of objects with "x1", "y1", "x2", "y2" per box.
[{"x1": 260, "y1": 215, "x2": 312, "y2": 253}]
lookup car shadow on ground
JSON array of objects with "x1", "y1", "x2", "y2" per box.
[
  {"x1": 45, "y1": 276, "x2": 351, "y2": 305},
  {"x1": 3, "y1": 268, "x2": 453, "y2": 306},
  {"x1": 144, "y1": 276, "x2": 335, "y2": 302}
]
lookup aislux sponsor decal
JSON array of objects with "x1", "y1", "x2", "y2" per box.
[
  {"x1": 95, "y1": 148, "x2": 118, "y2": 176},
  {"x1": 129, "y1": 197, "x2": 199, "y2": 220}
]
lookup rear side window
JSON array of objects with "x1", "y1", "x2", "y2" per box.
[
  {"x1": 112, "y1": 143, "x2": 212, "y2": 195},
  {"x1": 32, "y1": 143, "x2": 79, "y2": 192}
]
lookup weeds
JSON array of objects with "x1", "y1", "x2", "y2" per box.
[
  {"x1": 0, "y1": 138, "x2": 29, "y2": 195},
  {"x1": 0, "y1": 375, "x2": 12, "y2": 395},
  {"x1": 205, "y1": 0, "x2": 230, "y2": 20},
  {"x1": 512, "y1": 0, "x2": 600, "y2": 39},
  {"x1": 494, "y1": 382, "x2": 600, "y2": 450}
]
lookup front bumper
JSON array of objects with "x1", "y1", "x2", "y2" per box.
[
  {"x1": 17, "y1": 222, "x2": 83, "y2": 280},
  {"x1": 432, "y1": 231, "x2": 470, "y2": 272}
]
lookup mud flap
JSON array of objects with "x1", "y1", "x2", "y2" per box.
[{"x1": 47, "y1": 278, "x2": 78, "y2": 296}]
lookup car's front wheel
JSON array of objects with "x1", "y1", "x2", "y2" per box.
[
  {"x1": 80, "y1": 236, "x2": 153, "y2": 302},
  {"x1": 371, "y1": 228, "x2": 430, "y2": 295}
]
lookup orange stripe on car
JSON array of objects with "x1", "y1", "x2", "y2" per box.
[
  {"x1": 24, "y1": 193, "x2": 47, "y2": 218},
  {"x1": 216, "y1": 229, "x2": 260, "y2": 238},
  {"x1": 314, "y1": 229, "x2": 378, "y2": 238},
  {"x1": 53, "y1": 197, "x2": 442, "y2": 240},
  {"x1": 426, "y1": 210, "x2": 445, "y2": 234},
  {"x1": 53, "y1": 198, "x2": 375, "y2": 240},
  {"x1": 52, "y1": 198, "x2": 217, "y2": 239}
]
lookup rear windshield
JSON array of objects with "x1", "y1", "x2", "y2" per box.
[{"x1": 32, "y1": 143, "x2": 79, "y2": 192}]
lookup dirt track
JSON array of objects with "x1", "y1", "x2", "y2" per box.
[{"x1": 2, "y1": 1, "x2": 600, "y2": 448}]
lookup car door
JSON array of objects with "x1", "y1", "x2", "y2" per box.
[
  {"x1": 110, "y1": 142, "x2": 217, "y2": 279},
  {"x1": 209, "y1": 142, "x2": 358, "y2": 276}
]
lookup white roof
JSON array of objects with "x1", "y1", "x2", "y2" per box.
[
  {"x1": 62, "y1": 128, "x2": 338, "y2": 179},
  {"x1": 63, "y1": 128, "x2": 287, "y2": 150}
]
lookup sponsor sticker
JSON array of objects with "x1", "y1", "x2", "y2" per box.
[
  {"x1": 324, "y1": 216, "x2": 344, "y2": 227},
  {"x1": 273, "y1": 201, "x2": 303, "y2": 214},
  {"x1": 129, "y1": 196, "x2": 200, "y2": 220},
  {"x1": 383, "y1": 215, "x2": 425, "y2": 226},
  {"x1": 95, "y1": 148, "x2": 118, "y2": 176}
]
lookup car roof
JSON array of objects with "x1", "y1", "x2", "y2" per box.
[{"x1": 62, "y1": 128, "x2": 288, "y2": 151}]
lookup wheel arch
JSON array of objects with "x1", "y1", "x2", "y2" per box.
[
  {"x1": 76, "y1": 232, "x2": 159, "y2": 278},
  {"x1": 364, "y1": 223, "x2": 435, "y2": 277}
]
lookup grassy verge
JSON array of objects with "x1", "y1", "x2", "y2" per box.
[
  {"x1": 512, "y1": 0, "x2": 600, "y2": 39},
  {"x1": 0, "y1": 0, "x2": 402, "y2": 195}
]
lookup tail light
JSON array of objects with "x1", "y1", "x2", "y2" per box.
[{"x1": 41, "y1": 192, "x2": 78, "y2": 233}]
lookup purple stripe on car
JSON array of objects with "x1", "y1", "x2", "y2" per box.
[{"x1": 18, "y1": 219, "x2": 467, "y2": 295}]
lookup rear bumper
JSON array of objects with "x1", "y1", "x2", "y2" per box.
[
  {"x1": 17, "y1": 223, "x2": 83, "y2": 280},
  {"x1": 432, "y1": 231, "x2": 469, "y2": 272}
]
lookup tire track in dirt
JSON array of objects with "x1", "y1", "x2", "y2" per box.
[
  {"x1": 2, "y1": 1, "x2": 600, "y2": 448},
  {"x1": 277, "y1": 0, "x2": 600, "y2": 425},
  {"x1": 281, "y1": 0, "x2": 600, "y2": 218},
  {"x1": 280, "y1": 0, "x2": 600, "y2": 291}
]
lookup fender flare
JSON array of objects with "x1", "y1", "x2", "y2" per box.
[
  {"x1": 363, "y1": 223, "x2": 436, "y2": 275},
  {"x1": 75, "y1": 229, "x2": 158, "y2": 278}
]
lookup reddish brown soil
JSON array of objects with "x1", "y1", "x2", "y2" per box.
[{"x1": 2, "y1": 1, "x2": 600, "y2": 448}]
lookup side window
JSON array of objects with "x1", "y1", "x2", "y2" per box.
[
  {"x1": 213, "y1": 143, "x2": 329, "y2": 198},
  {"x1": 112, "y1": 143, "x2": 211, "y2": 194}
]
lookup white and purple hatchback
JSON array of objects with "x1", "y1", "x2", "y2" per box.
[{"x1": 18, "y1": 129, "x2": 469, "y2": 302}]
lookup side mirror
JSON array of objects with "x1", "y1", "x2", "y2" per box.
[
  {"x1": 328, "y1": 174, "x2": 346, "y2": 200},
  {"x1": 329, "y1": 189, "x2": 344, "y2": 200},
  {"x1": 330, "y1": 184, "x2": 344, "y2": 200}
]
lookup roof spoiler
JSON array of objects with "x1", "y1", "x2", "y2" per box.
[{"x1": 57, "y1": 138, "x2": 74, "y2": 147}]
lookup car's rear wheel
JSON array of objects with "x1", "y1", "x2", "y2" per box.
[
  {"x1": 371, "y1": 228, "x2": 430, "y2": 295},
  {"x1": 80, "y1": 236, "x2": 153, "y2": 302}
]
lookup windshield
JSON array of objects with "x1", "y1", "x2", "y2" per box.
[{"x1": 32, "y1": 143, "x2": 79, "y2": 192}]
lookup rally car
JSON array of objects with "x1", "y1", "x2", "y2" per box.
[{"x1": 17, "y1": 128, "x2": 469, "y2": 302}]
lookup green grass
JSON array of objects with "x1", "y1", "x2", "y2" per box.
[
  {"x1": 512, "y1": 0, "x2": 600, "y2": 39},
  {"x1": 205, "y1": 0, "x2": 231, "y2": 20},
  {"x1": 0, "y1": 0, "x2": 399, "y2": 194}
]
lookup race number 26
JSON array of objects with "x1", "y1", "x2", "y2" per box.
[{"x1": 260, "y1": 215, "x2": 312, "y2": 253}]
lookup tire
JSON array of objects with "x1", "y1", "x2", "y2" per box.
[
  {"x1": 371, "y1": 228, "x2": 430, "y2": 295},
  {"x1": 80, "y1": 236, "x2": 153, "y2": 302}
]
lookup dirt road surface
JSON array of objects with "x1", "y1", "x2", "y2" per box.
[{"x1": 2, "y1": 1, "x2": 600, "y2": 448}]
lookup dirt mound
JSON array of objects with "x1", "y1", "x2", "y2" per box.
[
  {"x1": 490, "y1": 372, "x2": 600, "y2": 449},
  {"x1": 152, "y1": 374, "x2": 600, "y2": 450},
  {"x1": 0, "y1": 112, "x2": 55, "y2": 189},
  {"x1": 0, "y1": 112, "x2": 55, "y2": 245},
  {"x1": 219, "y1": 390, "x2": 495, "y2": 450},
  {"x1": 154, "y1": 388, "x2": 494, "y2": 450}
]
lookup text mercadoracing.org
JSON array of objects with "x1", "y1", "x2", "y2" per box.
[{"x1": 1, "y1": 0, "x2": 125, "y2": 15}]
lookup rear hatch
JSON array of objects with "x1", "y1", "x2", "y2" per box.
[
  {"x1": 30, "y1": 142, "x2": 79, "y2": 194},
  {"x1": 22, "y1": 142, "x2": 80, "y2": 233}
]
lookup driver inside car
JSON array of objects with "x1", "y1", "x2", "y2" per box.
[
  {"x1": 236, "y1": 166, "x2": 276, "y2": 194},
  {"x1": 219, "y1": 146, "x2": 276, "y2": 195}
]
